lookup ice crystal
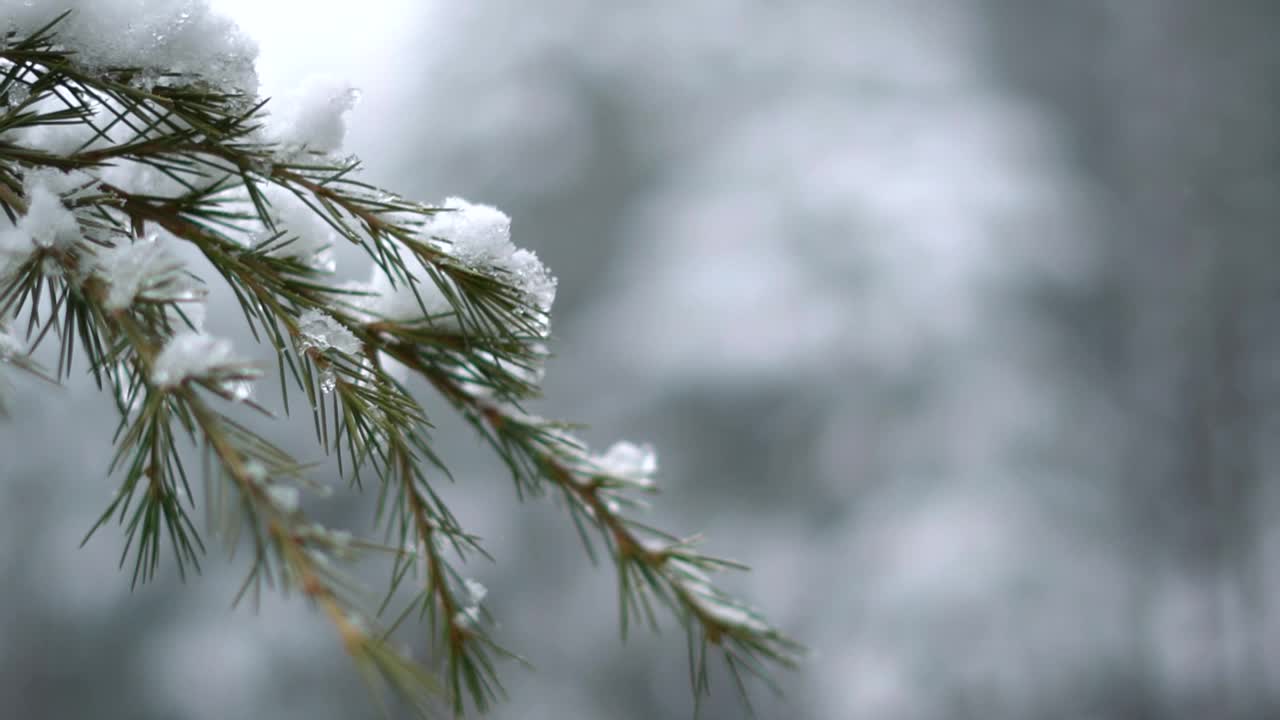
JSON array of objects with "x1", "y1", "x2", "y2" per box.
[
  {"x1": 318, "y1": 366, "x2": 337, "y2": 395},
  {"x1": 297, "y1": 309, "x2": 360, "y2": 355},
  {"x1": 225, "y1": 379, "x2": 253, "y2": 402}
]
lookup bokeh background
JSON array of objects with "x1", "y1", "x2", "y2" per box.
[{"x1": 3, "y1": 1, "x2": 1280, "y2": 718}]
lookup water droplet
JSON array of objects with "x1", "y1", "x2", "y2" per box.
[
  {"x1": 320, "y1": 367, "x2": 337, "y2": 394},
  {"x1": 224, "y1": 379, "x2": 253, "y2": 402}
]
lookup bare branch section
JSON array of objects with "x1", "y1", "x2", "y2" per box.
[{"x1": 0, "y1": 12, "x2": 799, "y2": 716}]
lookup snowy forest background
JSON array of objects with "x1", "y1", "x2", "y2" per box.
[{"x1": 3, "y1": 1, "x2": 1280, "y2": 718}]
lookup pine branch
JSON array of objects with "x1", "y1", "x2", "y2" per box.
[{"x1": 0, "y1": 13, "x2": 801, "y2": 717}]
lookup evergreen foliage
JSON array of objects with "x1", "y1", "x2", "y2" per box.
[{"x1": 0, "y1": 12, "x2": 799, "y2": 716}]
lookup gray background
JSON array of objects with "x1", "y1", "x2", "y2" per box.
[{"x1": 3, "y1": 1, "x2": 1279, "y2": 718}]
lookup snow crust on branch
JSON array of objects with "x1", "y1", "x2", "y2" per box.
[
  {"x1": 151, "y1": 331, "x2": 253, "y2": 391},
  {"x1": 258, "y1": 184, "x2": 339, "y2": 272},
  {"x1": 591, "y1": 441, "x2": 658, "y2": 488},
  {"x1": 0, "y1": 170, "x2": 82, "y2": 263},
  {"x1": 360, "y1": 197, "x2": 557, "y2": 331},
  {"x1": 426, "y1": 197, "x2": 557, "y2": 314},
  {"x1": 92, "y1": 235, "x2": 199, "y2": 312},
  {"x1": 0, "y1": 327, "x2": 23, "y2": 360},
  {"x1": 454, "y1": 578, "x2": 488, "y2": 629},
  {"x1": 297, "y1": 309, "x2": 360, "y2": 355},
  {"x1": 1, "y1": 0, "x2": 258, "y2": 93},
  {"x1": 265, "y1": 75, "x2": 360, "y2": 154}
]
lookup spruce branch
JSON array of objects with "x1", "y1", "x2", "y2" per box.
[{"x1": 0, "y1": 12, "x2": 800, "y2": 717}]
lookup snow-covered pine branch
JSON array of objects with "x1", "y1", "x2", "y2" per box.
[{"x1": 0, "y1": 5, "x2": 799, "y2": 716}]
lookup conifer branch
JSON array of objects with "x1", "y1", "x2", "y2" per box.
[{"x1": 0, "y1": 12, "x2": 800, "y2": 717}]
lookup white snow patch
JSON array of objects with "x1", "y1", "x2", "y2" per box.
[
  {"x1": 296, "y1": 308, "x2": 360, "y2": 355},
  {"x1": 1, "y1": 94, "x2": 107, "y2": 156},
  {"x1": 1, "y1": 1, "x2": 259, "y2": 93},
  {"x1": 0, "y1": 225, "x2": 32, "y2": 280},
  {"x1": 151, "y1": 331, "x2": 250, "y2": 387},
  {"x1": 265, "y1": 484, "x2": 299, "y2": 514},
  {"x1": 258, "y1": 184, "x2": 338, "y2": 271},
  {"x1": 0, "y1": 170, "x2": 91, "y2": 275},
  {"x1": 463, "y1": 578, "x2": 487, "y2": 605},
  {"x1": 265, "y1": 75, "x2": 359, "y2": 154},
  {"x1": 0, "y1": 328, "x2": 24, "y2": 360},
  {"x1": 426, "y1": 197, "x2": 557, "y2": 314},
  {"x1": 592, "y1": 441, "x2": 658, "y2": 488},
  {"x1": 19, "y1": 176, "x2": 81, "y2": 249},
  {"x1": 93, "y1": 235, "x2": 199, "y2": 311}
]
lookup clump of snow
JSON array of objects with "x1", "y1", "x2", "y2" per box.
[
  {"x1": 453, "y1": 605, "x2": 481, "y2": 629},
  {"x1": 296, "y1": 309, "x2": 360, "y2": 355},
  {"x1": 265, "y1": 75, "x2": 359, "y2": 154},
  {"x1": 0, "y1": 328, "x2": 24, "y2": 360},
  {"x1": 264, "y1": 484, "x2": 299, "y2": 514},
  {"x1": 591, "y1": 441, "x2": 658, "y2": 488},
  {"x1": 463, "y1": 578, "x2": 487, "y2": 605},
  {"x1": 424, "y1": 199, "x2": 510, "y2": 265},
  {"x1": 671, "y1": 561, "x2": 768, "y2": 633},
  {"x1": 26, "y1": 168, "x2": 98, "y2": 197},
  {"x1": 0, "y1": 226, "x2": 30, "y2": 280},
  {"x1": 1, "y1": 1, "x2": 259, "y2": 94},
  {"x1": 92, "y1": 235, "x2": 200, "y2": 311},
  {"x1": 686, "y1": 593, "x2": 769, "y2": 633},
  {"x1": 242, "y1": 460, "x2": 268, "y2": 484},
  {"x1": 425, "y1": 197, "x2": 557, "y2": 314},
  {"x1": 352, "y1": 198, "x2": 557, "y2": 336},
  {"x1": 259, "y1": 184, "x2": 338, "y2": 271},
  {"x1": 0, "y1": 170, "x2": 85, "y2": 276},
  {"x1": 1, "y1": 94, "x2": 109, "y2": 156},
  {"x1": 151, "y1": 331, "x2": 254, "y2": 388},
  {"x1": 450, "y1": 578, "x2": 488, "y2": 628},
  {"x1": 18, "y1": 175, "x2": 82, "y2": 249}
]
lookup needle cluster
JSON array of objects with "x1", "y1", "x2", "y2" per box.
[{"x1": 0, "y1": 13, "x2": 799, "y2": 717}]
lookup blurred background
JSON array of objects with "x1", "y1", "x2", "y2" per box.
[{"x1": 3, "y1": 0, "x2": 1280, "y2": 718}]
